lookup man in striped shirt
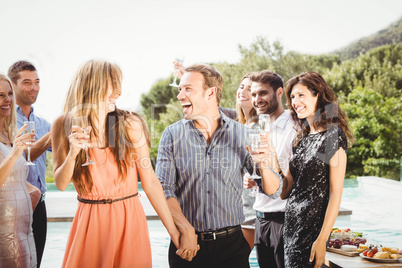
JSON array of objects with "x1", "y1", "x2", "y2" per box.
[{"x1": 156, "y1": 64, "x2": 282, "y2": 268}]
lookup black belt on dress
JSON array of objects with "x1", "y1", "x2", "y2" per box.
[
  {"x1": 256, "y1": 211, "x2": 285, "y2": 220},
  {"x1": 196, "y1": 225, "x2": 241, "y2": 241},
  {"x1": 77, "y1": 193, "x2": 138, "y2": 204}
]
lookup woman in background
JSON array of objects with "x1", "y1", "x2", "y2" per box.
[
  {"x1": 52, "y1": 60, "x2": 180, "y2": 267},
  {"x1": 0, "y1": 74, "x2": 38, "y2": 268},
  {"x1": 236, "y1": 73, "x2": 258, "y2": 250},
  {"x1": 278, "y1": 71, "x2": 352, "y2": 267}
]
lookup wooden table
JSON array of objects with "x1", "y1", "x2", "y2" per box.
[{"x1": 325, "y1": 251, "x2": 402, "y2": 268}]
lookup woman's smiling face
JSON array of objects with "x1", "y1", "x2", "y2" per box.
[
  {"x1": 290, "y1": 83, "x2": 318, "y2": 120},
  {"x1": 237, "y1": 78, "x2": 253, "y2": 111}
]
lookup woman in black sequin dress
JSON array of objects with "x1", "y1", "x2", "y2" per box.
[
  {"x1": 281, "y1": 72, "x2": 353, "y2": 268},
  {"x1": 251, "y1": 71, "x2": 353, "y2": 268}
]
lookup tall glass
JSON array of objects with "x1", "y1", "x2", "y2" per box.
[
  {"x1": 248, "y1": 132, "x2": 261, "y2": 197},
  {"x1": 73, "y1": 116, "x2": 96, "y2": 166},
  {"x1": 169, "y1": 57, "x2": 185, "y2": 87},
  {"x1": 259, "y1": 114, "x2": 270, "y2": 134},
  {"x1": 23, "y1": 121, "x2": 35, "y2": 166}
]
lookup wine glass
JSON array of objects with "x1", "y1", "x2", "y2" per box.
[
  {"x1": 23, "y1": 121, "x2": 35, "y2": 166},
  {"x1": 259, "y1": 114, "x2": 270, "y2": 134},
  {"x1": 73, "y1": 116, "x2": 96, "y2": 166},
  {"x1": 169, "y1": 56, "x2": 185, "y2": 87},
  {"x1": 248, "y1": 132, "x2": 261, "y2": 197}
]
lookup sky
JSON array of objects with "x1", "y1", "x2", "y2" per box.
[{"x1": 1, "y1": 0, "x2": 401, "y2": 123}]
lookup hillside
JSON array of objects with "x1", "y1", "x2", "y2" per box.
[{"x1": 335, "y1": 17, "x2": 402, "y2": 60}]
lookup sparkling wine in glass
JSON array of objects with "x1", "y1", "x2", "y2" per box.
[
  {"x1": 248, "y1": 132, "x2": 261, "y2": 197},
  {"x1": 169, "y1": 56, "x2": 185, "y2": 87},
  {"x1": 259, "y1": 114, "x2": 270, "y2": 134},
  {"x1": 73, "y1": 116, "x2": 96, "y2": 166},
  {"x1": 23, "y1": 121, "x2": 35, "y2": 166}
]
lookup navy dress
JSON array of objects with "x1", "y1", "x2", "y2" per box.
[{"x1": 283, "y1": 127, "x2": 347, "y2": 267}]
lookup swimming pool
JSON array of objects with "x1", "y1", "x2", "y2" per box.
[
  {"x1": 42, "y1": 177, "x2": 401, "y2": 267},
  {"x1": 334, "y1": 177, "x2": 402, "y2": 248}
]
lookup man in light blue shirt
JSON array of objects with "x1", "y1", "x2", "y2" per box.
[{"x1": 8, "y1": 61, "x2": 52, "y2": 267}]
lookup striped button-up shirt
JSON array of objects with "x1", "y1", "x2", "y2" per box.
[{"x1": 156, "y1": 112, "x2": 258, "y2": 232}]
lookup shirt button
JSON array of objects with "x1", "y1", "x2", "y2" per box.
[{"x1": 207, "y1": 190, "x2": 210, "y2": 194}]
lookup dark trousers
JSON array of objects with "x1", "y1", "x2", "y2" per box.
[
  {"x1": 32, "y1": 200, "x2": 47, "y2": 267},
  {"x1": 255, "y1": 212, "x2": 285, "y2": 268},
  {"x1": 168, "y1": 229, "x2": 250, "y2": 268}
]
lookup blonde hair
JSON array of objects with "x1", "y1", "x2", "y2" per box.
[
  {"x1": 235, "y1": 73, "x2": 257, "y2": 125},
  {"x1": 64, "y1": 60, "x2": 150, "y2": 194},
  {"x1": 0, "y1": 74, "x2": 17, "y2": 144},
  {"x1": 64, "y1": 59, "x2": 122, "y2": 135}
]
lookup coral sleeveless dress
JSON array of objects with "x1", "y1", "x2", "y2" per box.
[{"x1": 62, "y1": 148, "x2": 152, "y2": 268}]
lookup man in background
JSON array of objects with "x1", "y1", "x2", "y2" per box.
[
  {"x1": 8, "y1": 61, "x2": 52, "y2": 267},
  {"x1": 245, "y1": 70, "x2": 296, "y2": 268}
]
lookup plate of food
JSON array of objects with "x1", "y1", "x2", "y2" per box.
[
  {"x1": 360, "y1": 247, "x2": 402, "y2": 263},
  {"x1": 327, "y1": 228, "x2": 368, "y2": 256}
]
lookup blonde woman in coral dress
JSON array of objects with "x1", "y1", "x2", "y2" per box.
[{"x1": 52, "y1": 60, "x2": 180, "y2": 268}]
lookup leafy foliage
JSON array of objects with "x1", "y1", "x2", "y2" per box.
[
  {"x1": 136, "y1": 18, "x2": 402, "y2": 181},
  {"x1": 342, "y1": 87, "x2": 401, "y2": 180}
]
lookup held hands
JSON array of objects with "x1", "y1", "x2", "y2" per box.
[
  {"x1": 176, "y1": 229, "x2": 200, "y2": 261},
  {"x1": 12, "y1": 124, "x2": 35, "y2": 155},
  {"x1": 243, "y1": 173, "x2": 257, "y2": 189}
]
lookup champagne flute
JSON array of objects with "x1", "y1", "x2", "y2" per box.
[
  {"x1": 73, "y1": 116, "x2": 96, "y2": 166},
  {"x1": 169, "y1": 56, "x2": 185, "y2": 87},
  {"x1": 23, "y1": 121, "x2": 35, "y2": 166},
  {"x1": 259, "y1": 114, "x2": 270, "y2": 134},
  {"x1": 248, "y1": 132, "x2": 261, "y2": 197}
]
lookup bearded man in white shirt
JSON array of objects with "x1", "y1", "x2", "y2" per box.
[{"x1": 245, "y1": 70, "x2": 296, "y2": 268}]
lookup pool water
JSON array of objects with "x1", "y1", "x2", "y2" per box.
[
  {"x1": 42, "y1": 177, "x2": 402, "y2": 267},
  {"x1": 334, "y1": 177, "x2": 402, "y2": 248},
  {"x1": 43, "y1": 221, "x2": 258, "y2": 267}
]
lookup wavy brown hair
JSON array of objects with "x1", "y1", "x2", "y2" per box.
[
  {"x1": 63, "y1": 60, "x2": 150, "y2": 194},
  {"x1": 235, "y1": 73, "x2": 257, "y2": 124},
  {"x1": 285, "y1": 71, "x2": 353, "y2": 148}
]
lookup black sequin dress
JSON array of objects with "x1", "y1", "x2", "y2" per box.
[{"x1": 283, "y1": 127, "x2": 347, "y2": 268}]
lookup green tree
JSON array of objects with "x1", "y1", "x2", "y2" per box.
[
  {"x1": 325, "y1": 44, "x2": 402, "y2": 97},
  {"x1": 342, "y1": 87, "x2": 401, "y2": 180},
  {"x1": 140, "y1": 76, "x2": 179, "y2": 120}
]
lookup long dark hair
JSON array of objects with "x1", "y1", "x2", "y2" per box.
[{"x1": 285, "y1": 71, "x2": 353, "y2": 147}]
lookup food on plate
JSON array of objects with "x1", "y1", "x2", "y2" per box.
[
  {"x1": 359, "y1": 244, "x2": 369, "y2": 250},
  {"x1": 363, "y1": 246, "x2": 401, "y2": 260},
  {"x1": 391, "y1": 254, "x2": 402, "y2": 259},
  {"x1": 341, "y1": 245, "x2": 357, "y2": 252},
  {"x1": 327, "y1": 228, "x2": 366, "y2": 250},
  {"x1": 373, "y1": 251, "x2": 391, "y2": 259},
  {"x1": 356, "y1": 244, "x2": 369, "y2": 252},
  {"x1": 382, "y1": 247, "x2": 399, "y2": 254}
]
